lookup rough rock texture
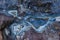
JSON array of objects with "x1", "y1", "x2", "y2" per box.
[
  {"x1": 0, "y1": 14, "x2": 14, "y2": 40},
  {"x1": 22, "y1": 28, "x2": 59, "y2": 40},
  {"x1": 0, "y1": 0, "x2": 60, "y2": 40},
  {"x1": 0, "y1": 14, "x2": 14, "y2": 30}
]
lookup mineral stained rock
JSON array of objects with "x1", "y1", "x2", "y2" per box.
[{"x1": 0, "y1": 0, "x2": 60, "y2": 40}]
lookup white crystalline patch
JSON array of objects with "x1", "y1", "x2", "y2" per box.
[
  {"x1": 5, "y1": 29, "x2": 10, "y2": 35},
  {"x1": 11, "y1": 23, "x2": 23, "y2": 35},
  {"x1": 20, "y1": 5, "x2": 28, "y2": 13},
  {"x1": 8, "y1": 10, "x2": 17, "y2": 17},
  {"x1": 13, "y1": 25, "x2": 22, "y2": 35},
  {"x1": 56, "y1": 16, "x2": 60, "y2": 21},
  {"x1": 37, "y1": 25, "x2": 47, "y2": 33}
]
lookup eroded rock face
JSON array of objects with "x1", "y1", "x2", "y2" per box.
[
  {"x1": 0, "y1": 14, "x2": 14, "y2": 40},
  {"x1": 0, "y1": 14, "x2": 14, "y2": 30},
  {"x1": 0, "y1": 15, "x2": 15, "y2": 40}
]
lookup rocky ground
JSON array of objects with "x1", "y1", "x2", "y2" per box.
[
  {"x1": 0, "y1": 15, "x2": 60, "y2": 40},
  {"x1": 0, "y1": 0, "x2": 60, "y2": 40}
]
